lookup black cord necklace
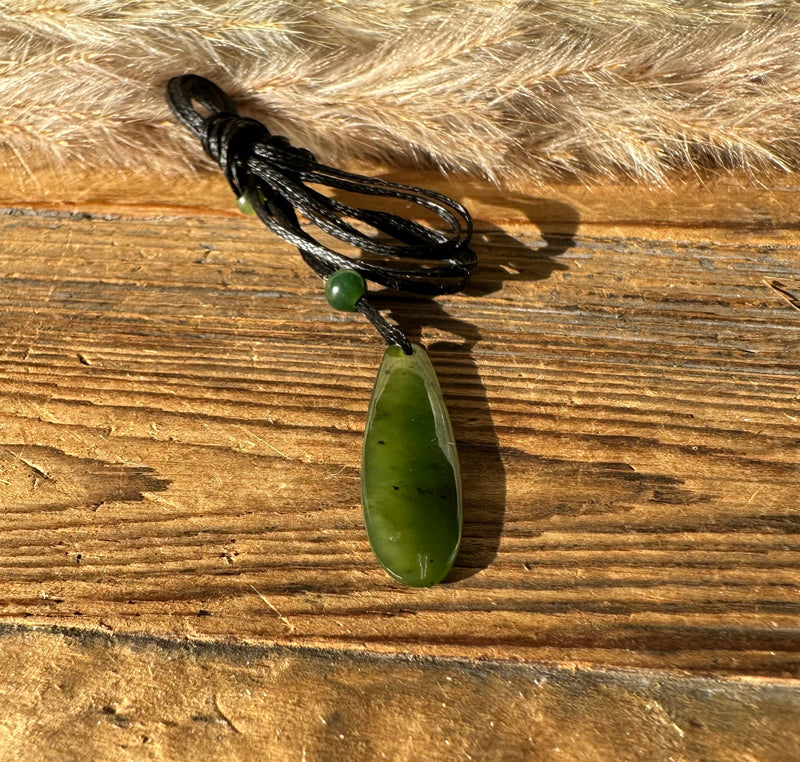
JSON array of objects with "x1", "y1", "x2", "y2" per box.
[{"x1": 166, "y1": 74, "x2": 477, "y2": 586}]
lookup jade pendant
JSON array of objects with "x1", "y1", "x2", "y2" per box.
[{"x1": 361, "y1": 344, "x2": 462, "y2": 586}]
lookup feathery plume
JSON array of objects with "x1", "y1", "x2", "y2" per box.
[{"x1": 2, "y1": 1, "x2": 800, "y2": 184}]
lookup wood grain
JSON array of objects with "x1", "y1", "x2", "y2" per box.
[
  {"x1": 0, "y1": 168, "x2": 798, "y2": 686},
  {"x1": 0, "y1": 624, "x2": 798, "y2": 762}
]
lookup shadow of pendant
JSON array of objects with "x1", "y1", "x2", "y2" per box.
[{"x1": 361, "y1": 344, "x2": 461, "y2": 587}]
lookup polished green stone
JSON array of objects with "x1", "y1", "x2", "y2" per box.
[
  {"x1": 361, "y1": 344, "x2": 461, "y2": 587},
  {"x1": 236, "y1": 193, "x2": 256, "y2": 215},
  {"x1": 236, "y1": 189, "x2": 265, "y2": 215},
  {"x1": 325, "y1": 269, "x2": 367, "y2": 312}
]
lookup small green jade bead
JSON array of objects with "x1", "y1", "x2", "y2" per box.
[
  {"x1": 236, "y1": 189, "x2": 265, "y2": 215},
  {"x1": 324, "y1": 269, "x2": 367, "y2": 312},
  {"x1": 236, "y1": 193, "x2": 255, "y2": 215}
]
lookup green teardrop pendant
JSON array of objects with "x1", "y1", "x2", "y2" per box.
[{"x1": 361, "y1": 344, "x2": 462, "y2": 586}]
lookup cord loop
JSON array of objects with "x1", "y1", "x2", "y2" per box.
[{"x1": 166, "y1": 74, "x2": 477, "y2": 353}]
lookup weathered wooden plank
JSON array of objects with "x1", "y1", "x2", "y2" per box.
[
  {"x1": 0, "y1": 169, "x2": 797, "y2": 678},
  {"x1": 0, "y1": 625, "x2": 797, "y2": 762}
]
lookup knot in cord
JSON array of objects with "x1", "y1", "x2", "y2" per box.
[{"x1": 166, "y1": 74, "x2": 477, "y2": 353}]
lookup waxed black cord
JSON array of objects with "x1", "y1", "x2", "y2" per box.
[{"x1": 166, "y1": 74, "x2": 477, "y2": 354}]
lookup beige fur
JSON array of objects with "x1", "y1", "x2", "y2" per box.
[{"x1": 3, "y1": 1, "x2": 800, "y2": 184}]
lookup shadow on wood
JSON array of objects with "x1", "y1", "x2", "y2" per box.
[{"x1": 375, "y1": 195, "x2": 579, "y2": 579}]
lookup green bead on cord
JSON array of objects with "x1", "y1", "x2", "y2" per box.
[
  {"x1": 325, "y1": 269, "x2": 367, "y2": 312},
  {"x1": 236, "y1": 189, "x2": 265, "y2": 215}
]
